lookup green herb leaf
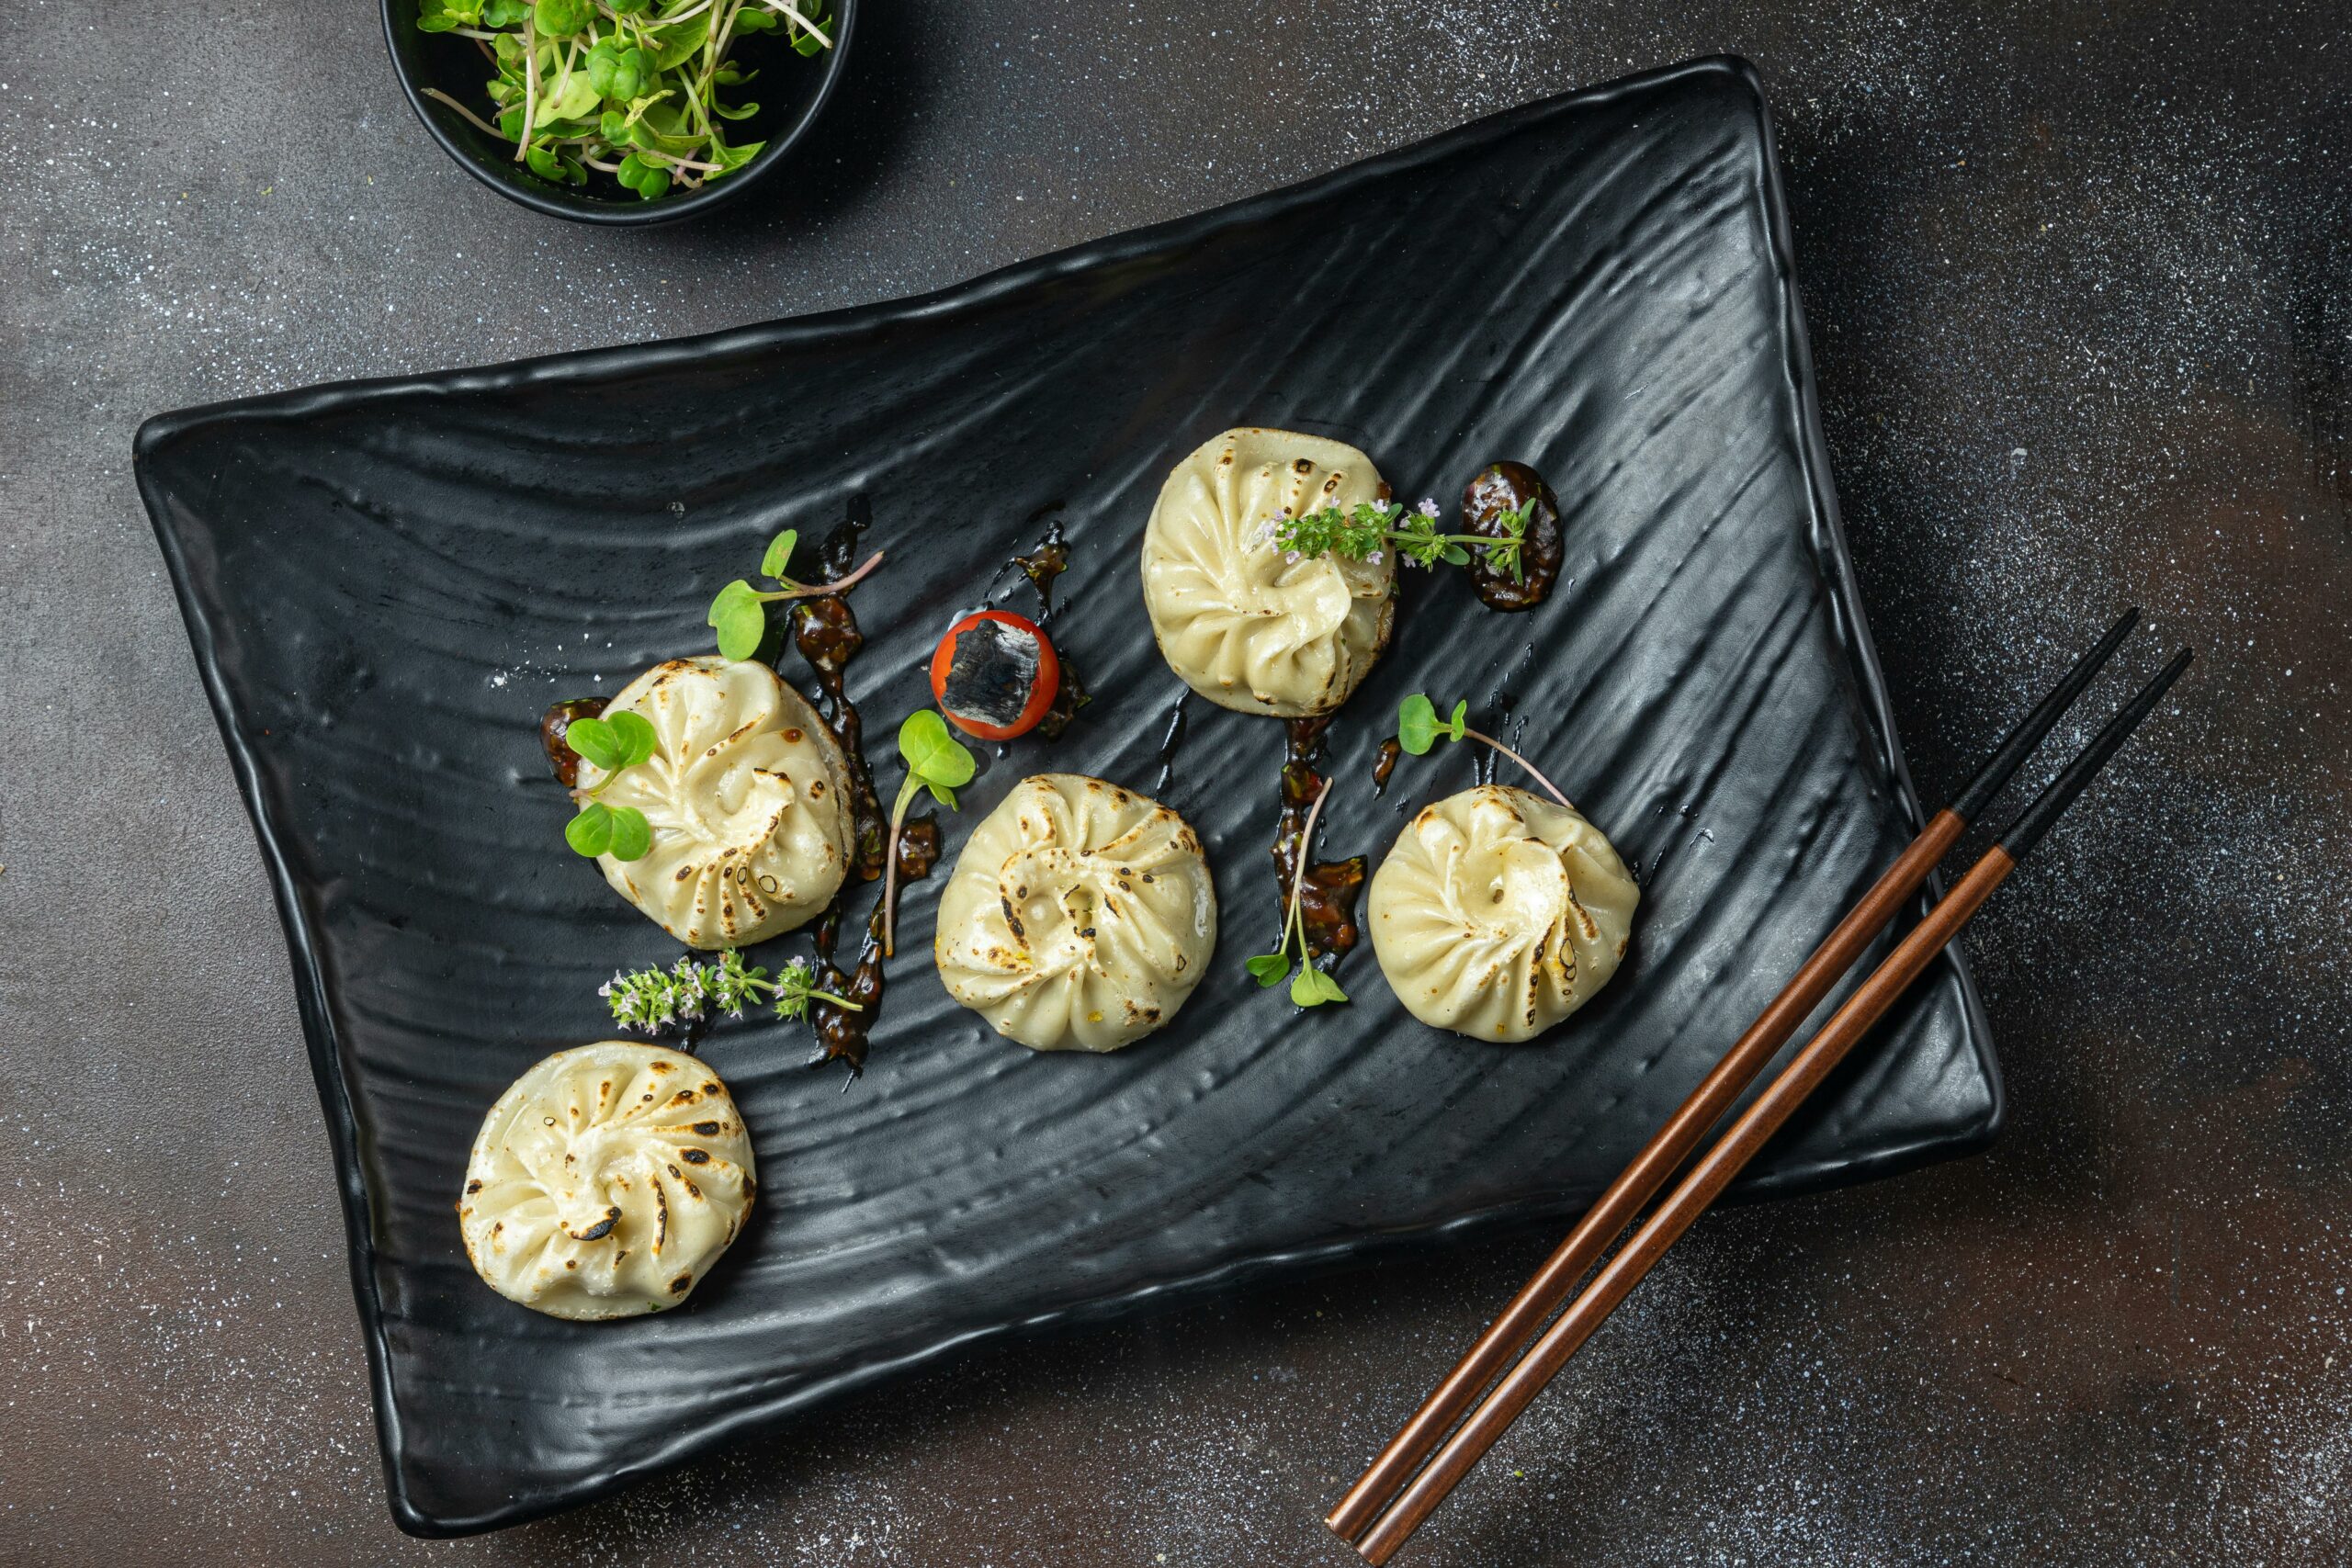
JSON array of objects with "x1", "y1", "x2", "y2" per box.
[
  {"x1": 899, "y1": 709, "x2": 977, "y2": 790},
  {"x1": 1290, "y1": 964, "x2": 1348, "y2": 1007},
  {"x1": 1246, "y1": 952, "x2": 1291, "y2": 988},
  {"x1": 1447, "y1": 699, "x2": 1468, "y2": 735},
  {"x1": 707, "y1": 579, "x2": 768, "y2": 660},
  {"x1": 564, "y1": 716, "x2": 626, "y2": 771},
  {"x1": 1397, "y1": 694, "x2": 1440, "y2": 755},
  {"x1": 924, "y1": 780, "x2": 959, "y2": 810},
  {"x1": 565, "y1": 801, "x2": 614, "y2": 856},
  {"x1": 759, "y1": 528, "x2": 798, "y2": 581},
  {"x1": 533, "y1": 0, "x2": 593, "y2": 35},
  {"x1": 605, "y1": 805, "x2": 652, "y2": 862},
  {"x1": 607, "y1": 710, "x2": 659, "y2": 770}
]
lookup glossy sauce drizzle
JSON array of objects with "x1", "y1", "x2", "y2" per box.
[
  {"x1": 808, "y1": 817, "x2": 942, "y2": 1076},
  {"x1": 1273, "y1": 717, "x2": 1365, "y2": 968}
]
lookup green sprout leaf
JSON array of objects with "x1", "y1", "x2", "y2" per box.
[
  {"x1": 1396, "y1": 694, "x2": 1468, "y2": 756},
  {"x1": 1290, "y1": 964, "x2": 1348, "y2": 1008},
  {"x1": 564, "y1": 716, "x2": 626, "y2": 772},
  {"x1": 565, "y1": 801, "x2": 614, "y2": 857},
  {"x1": 605, "y1": 805, "x2": 652, "y2": 862},
  {"x1": 1397, "y1": 694, "x2": 1440, "y2": 755},
  {"x1": 533, "y1": 0, "x2": 592, "y2": 36},
  {"x1": 1245, "y1": 952, "x2": 1292, "y2": 988},
  {"x1": 759, "y1": 528, "x2": 799, "y2": 581},
  {"x1": 607, "y1": 710, "x2": 658, "y2": 770},
  {"x1": 899, "y1": 709, "x2": 978, "y2": 791},
  {"x1": 708, "y1": 580, "x2": 767, "y2": 660}
]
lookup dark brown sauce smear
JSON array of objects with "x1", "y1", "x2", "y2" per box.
[
  {"x1": 806, "y1": 816, "x2": 942, "y2": 1077},
  {"x1": 538, "y1": 697, "x2": 605, "y2": 788},
  {"x1": 1006, "y1": 516, "x2": 1089, "y2": 740},
  {"x1": 1012, "y1": 517, "x2": 1070, "y2": 614},
  {"x1": 1462, "y1": 460, "x2": 1564, "y2": 612},
  {"x1": 1273, "y1": 718, "x2": 1365, "y2": 968},
  {"x1": 1370, "y1": 738, "x2": 1403, "y2": 797},
  {"x1": 791, "y1": 506, "x2": 888, "y2": 882}
]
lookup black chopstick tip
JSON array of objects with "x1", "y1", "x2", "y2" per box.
[
  {"x1": 1998, "y1": 646, "x2": 2193, "y2": 862},
  {"x1": 1951, "y1": 606, "x2": 2145, "y2": 822}
]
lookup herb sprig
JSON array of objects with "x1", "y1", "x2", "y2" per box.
[
  {"x1": 1396, "y1": 694, "x2": 1575, "y2": 810},
  {"x1": 602, "y1": 948, "x2": 859, "y2": 1032},
  {"x1": 564, "y1": 709, "x2": 660, "y2": 860},
  {"x1": 1271, "y1": 498, "x2": 1529, "y2": 583},
  {"x1": 707, "y1": 527, "x2": 887, "y2": 660},
  {"x1": 1245, "y1": 777, "x2": 1350, "y2": 1008},
  {"x1": 417, "y1": 0, "x2": 834, "y2": 201},
  {"x1": 880, "y1": 710, "x2": 977, "y2": 956}
]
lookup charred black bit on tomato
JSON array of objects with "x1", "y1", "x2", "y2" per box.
[
  {"x1": 1273, "y1": 718, "x2": 1365, "y2": 968},
  {"x1": 790, "y1": 504, "x2": 888, "y2": 881},
  {"x1": 805, "y1": 815, "x2": 942, "y2": 1077},
  {"x1": 538, "y1": 697, "x2": 606, "y2": 787},
  {"x1": 1370, "y1": 738, "x2": 1403, "y2": 797},
  {"x1": 1462, "y1": 461, "x2": 1565, "y2": 612}
]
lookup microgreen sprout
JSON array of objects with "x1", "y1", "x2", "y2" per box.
[
  {"x1": 1270, "y1": 498, "x2": 1525, "y2": 583},
  {"x1": 1245, "y1": 777, "x2": 1350, "y2": 1008},
  {"x1": 707, "y1": 527, "x2": 888, "y2": 660},
  {"x1": 416, "y1": 0, "x2": 835, "y2": 201},
  {"x1": 563, "y1": 709, "x2": 660, "y2": 860},
  {"x1": 881, "y1": 710, "x2": 977, "y2": 956},
  {"x1": 1396, "y1": 694, "x2": 1575, "y2": 810},
  {"x1": 602, "y1": 948, "x2": 860, "y2": 1032}
]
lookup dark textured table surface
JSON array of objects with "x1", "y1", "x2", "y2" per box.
[{"x1": 5, "y1": 3, "x2": 2346, "y2": 1564}]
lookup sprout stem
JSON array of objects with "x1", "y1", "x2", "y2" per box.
[
  {"x1": 879, "y1": 777, "x2": 916, "y2": 957},
  {"x1": 424, "y1": 87, "x2": 512, "y2": 140},
  {"x1": 1282, "y1": 776, "x2": 1334, "y2": 951},
  {"x1": 755, "y1": 0, "x2": 832, "y2": 47},
  {"x1": 514, "y1": 17, "x2": 540, "y2": 159},
  {"x1": 754, "y1": 548, "x2": 887, "y2": 602},
  {"x1": 1462, "y1": 729, "x2": 1574, "y2": 811}
]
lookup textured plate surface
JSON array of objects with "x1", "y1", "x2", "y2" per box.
[{"x1": 133, "y1": 58, "x2": 1995, "y2": 1538}]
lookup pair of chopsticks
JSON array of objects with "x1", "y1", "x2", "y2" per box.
[{"x1": 1327, "y1": 607, "x2": 2190, "y2": 1563}]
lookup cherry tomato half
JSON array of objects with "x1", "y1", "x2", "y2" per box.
[{"x1": 930, "y1": 609, "x2": 1061, "y2": 740}]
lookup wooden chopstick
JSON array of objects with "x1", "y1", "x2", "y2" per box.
[
  {"x1": 1346, "y1": 646, "x2": 2194, "y2": 1564},
  {"x1": 1325, "y1": 607, "x2": 2143, "y2": 1546}
]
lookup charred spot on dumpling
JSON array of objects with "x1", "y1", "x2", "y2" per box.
[
  {"x1": 670, "y1": 1271, "x2": 694, "y2": 1294},
  {"x1": 682, "y1": 1148, "x2": 710, "y2": 1165},
  {"x1": 693, "y1": 1121, "x2": 722, "y2": 1136},
  {"x1": 465, "y1": 1179, "x2": 483, "y2": 1194}
]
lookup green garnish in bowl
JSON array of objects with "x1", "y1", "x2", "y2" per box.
[{"x1": 415, "y1": 0, "x2": 833, "y2": 200}]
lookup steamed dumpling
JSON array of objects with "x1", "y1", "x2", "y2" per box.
[
  {"x1": 458, "y1": 1043, "x2": 755, "y2": 1320},
  {"x1": 581, "y1": 656, "x2": 854, "y2": 949},
  {"x1": 934, "y1": 773, "x2": 1217, "y2": 1052},
  {"x1": 1140, "y1": 427, "x2": 1396, "y2": 716},
  {"x1": 1369, "y1": 785, "x2": 1638, "y2": 1043}
]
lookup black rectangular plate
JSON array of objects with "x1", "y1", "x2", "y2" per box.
[{"x1": 134, "y1": 57, "x2": 1996, "y2": 1538}]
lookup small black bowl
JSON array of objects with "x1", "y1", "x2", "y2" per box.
[{"x1": 380, "y1": 0, "x2": 854, "y2": 225}]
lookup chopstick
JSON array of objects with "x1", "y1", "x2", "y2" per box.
[
  {"x1": 1325, "y1": 607, "x2": 2142, "y2": 1546},
  {"x1": 1345, "y1": 645, "x2": 2195, "y2": 1564}
]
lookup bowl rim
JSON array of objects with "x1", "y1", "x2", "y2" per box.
[{"x1": 378, "y1": 0, "x2": 855, "y2": 226}]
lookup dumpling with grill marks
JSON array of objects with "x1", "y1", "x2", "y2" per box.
[
  {"x1": 1369, "y1": 785, "x2": 1638, "y2": 1043},
  {"x1": 579, "y1": 655, "x2": 854, "y2": 949},
  {"x1": 458, "y1": 1043, "x2": 756, "y2": 1320},
  {"x1": 934, "y1": 773, "x2": 1217, "y2": 1052},
  {"x1": 1140, "y1": 427, "x2": 1396, "y2": 716}
]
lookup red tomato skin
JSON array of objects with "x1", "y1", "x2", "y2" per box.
[{"x1": 930, "y1": 610, "x2": 1060, "y2": 740}]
